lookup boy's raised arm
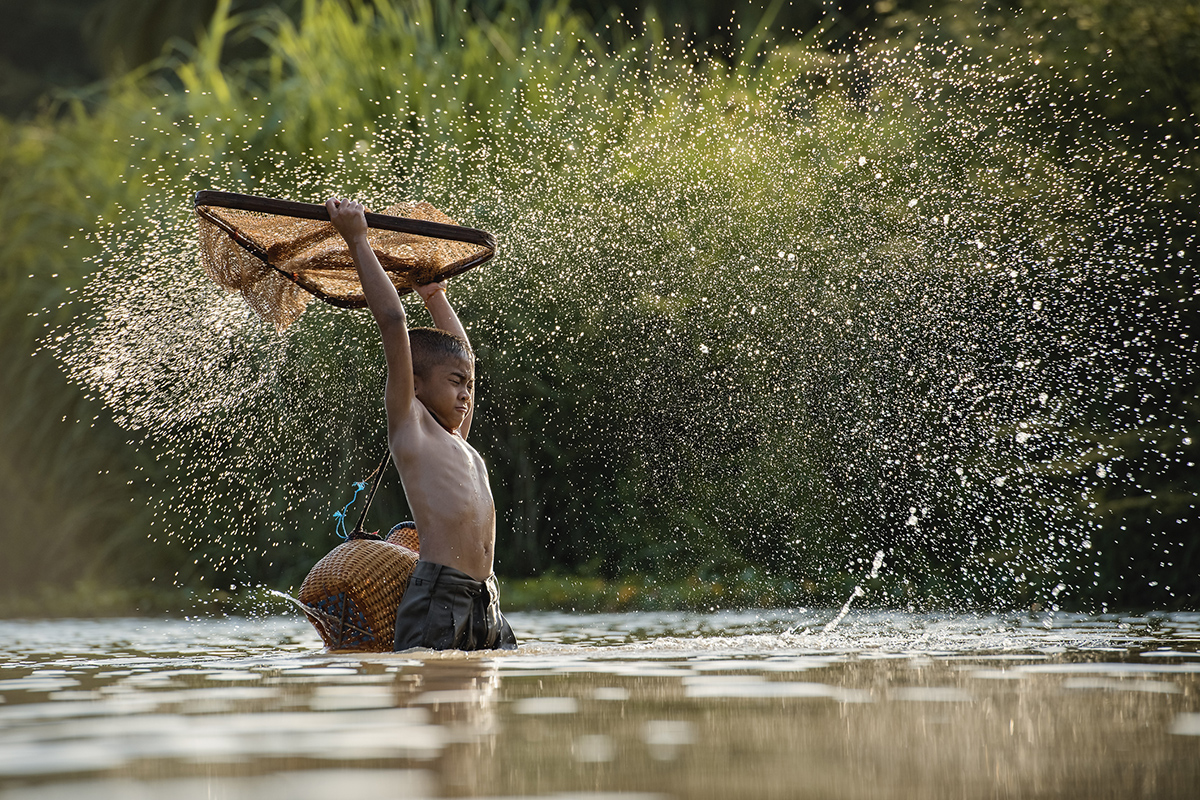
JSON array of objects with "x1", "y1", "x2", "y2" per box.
[
  {"x1": 327, "y1": 197, "x2": 415, "y2": 428},
  {"x1": 414, "y1": 281, "x2": 470, "y2": 345},
  {"x1": 414, "y1": 281, "x2": 476, "y2": 438}
]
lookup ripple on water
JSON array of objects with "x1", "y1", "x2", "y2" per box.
[
  {"x1": 0, "y1": 770, "x2": 437, "y2": 800},
  {"x1": 0, "y1": 613, "x2": 1197, "y2": 799}
]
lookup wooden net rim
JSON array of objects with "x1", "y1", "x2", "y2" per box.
[{"x1": 194, "y1": 190, "x2": 497, "y2": 308}]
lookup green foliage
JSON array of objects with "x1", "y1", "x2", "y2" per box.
[
  {"x1": 1, "y1": 0, "x2": 1196, "y2": 613},
  {"x1": 500, "y1": 567, "x2": 805, "y2": 612},
  {"x1": 0, "y1": 100, "x2": 180, "y2": 601}
]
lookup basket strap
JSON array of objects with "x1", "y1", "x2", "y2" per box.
[{"x1": 349, "y1": 444, "x2": 392, "y2": 538}]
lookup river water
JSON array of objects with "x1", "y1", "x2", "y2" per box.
[{"x1": 1, "y1": 610, "x2": 1197, "y2": 799}]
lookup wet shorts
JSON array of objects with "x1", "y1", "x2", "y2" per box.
[{"x1": 393, "y1": 560, "x2": 518, "y2": 651}]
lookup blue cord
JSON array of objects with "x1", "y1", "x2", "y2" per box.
[{"x1": 333, "y1": 481, "x2": 368, "y2": 539}]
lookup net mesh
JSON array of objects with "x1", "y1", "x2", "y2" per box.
[{"x1": 197, "y1": 200, "x2": 492, "y2": 330}]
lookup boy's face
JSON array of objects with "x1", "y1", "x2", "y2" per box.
[{"x1": 414, "y1": 357, "x2": 474, "y2": 432}]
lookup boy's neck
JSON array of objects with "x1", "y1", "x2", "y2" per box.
[{"x1": 426, "y1": 406, "x2": 459, "y2": 436}]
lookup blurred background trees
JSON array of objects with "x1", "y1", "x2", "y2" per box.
[{"x1": 1, "y1": 0, "x2": 1195, "y2": 613}]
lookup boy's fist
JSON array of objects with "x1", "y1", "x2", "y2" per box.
[{"x1": 326, "y1": 197, "x2": 368, "y2": 240}]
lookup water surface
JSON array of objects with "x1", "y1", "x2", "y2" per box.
[{"x1": 1, "y1": 611, "x2": 1198, "y2": 799}]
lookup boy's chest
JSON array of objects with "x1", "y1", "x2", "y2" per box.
[{"x1": 398, "y1": 434, "x2": 489, "y2": 485}]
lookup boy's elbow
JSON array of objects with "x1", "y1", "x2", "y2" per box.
[{"x1": 374, "y1": 306, "x2": 406, "y2": 330}]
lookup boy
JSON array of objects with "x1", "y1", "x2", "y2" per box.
[{"x1": 327, "y1": 197, "x2": 517, "y2": 651}]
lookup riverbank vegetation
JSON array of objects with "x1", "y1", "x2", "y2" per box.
[{"x1": 1, "y1": 0, "x2": 1196, "y2": 617}]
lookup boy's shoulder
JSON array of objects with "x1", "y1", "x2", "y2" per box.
[{"x1": 391, "y1": 401, "x2": 473, "y2": 451}]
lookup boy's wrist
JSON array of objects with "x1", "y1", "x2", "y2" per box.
[{"x1": 417, "y1": 284, "x2": 447, "y2": 303}]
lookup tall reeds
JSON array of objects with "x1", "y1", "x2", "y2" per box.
[{"x1": 2, "y1": 0, "x2": 1194, "y2": 612}]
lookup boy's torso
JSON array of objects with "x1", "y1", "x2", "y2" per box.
[{"x1": 393, "y1": 403, "x2": 495, "y2": 580}]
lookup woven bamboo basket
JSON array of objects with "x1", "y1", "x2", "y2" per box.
[
  {"x1": 386, "y1": 522, "x2": 420, "y2": 552},
  {"x1": 297, "y1": 526, "x2": 420, "y2": 652}
]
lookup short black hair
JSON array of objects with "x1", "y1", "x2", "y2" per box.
[{"x1": 409, "y1": 327, "x2": 473, "y2": 378}]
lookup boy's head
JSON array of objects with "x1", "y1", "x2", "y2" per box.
[
  {"x1": 409, "y1": 327, "x2": 473, "y2": 378},
  {"x1": 409, "y1": 327, "x2": 475, "y2": 431}
]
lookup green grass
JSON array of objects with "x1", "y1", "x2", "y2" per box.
[{"x1": 1, "y1": 0, "x2": 1195, "y2": 614}]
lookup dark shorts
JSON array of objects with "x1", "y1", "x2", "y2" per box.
[{"x1": 393, "y1": 560, "x2": 518, "y2": 651}]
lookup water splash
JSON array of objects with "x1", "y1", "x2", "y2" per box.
[
  {"x1": 823, "y1": 550, "x2": 886, "y2": 634},
  {"x1": 49, "y1": 19, "x2": 1196, "y2": 606}
]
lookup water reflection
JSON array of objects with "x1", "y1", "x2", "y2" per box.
[
  {"x1": 411, "y1": 660, "x2": 500, "y2": 794},
  {"x1": 0, "y1": 612, "x2": 1197, "y2": 798}
]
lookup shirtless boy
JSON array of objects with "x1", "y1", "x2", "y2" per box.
[{"x1": 327, "y1": 197, "x2": 517, "y2": 651}]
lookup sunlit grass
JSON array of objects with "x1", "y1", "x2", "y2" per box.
[{"x1": 2, "y1": 0, "x2": 1194, "y2": 612}]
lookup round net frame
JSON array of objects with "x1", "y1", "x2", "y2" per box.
[{"x1": 195, "y1": 190, "x2": 496, "y2": 330}]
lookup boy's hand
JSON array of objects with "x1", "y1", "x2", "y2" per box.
[
  {"x1": 413, "y1": 281, "x2": 447, "y2": 303},
  {"x1": 326, "y1": 197, "x2": 368, "y2": 242}
]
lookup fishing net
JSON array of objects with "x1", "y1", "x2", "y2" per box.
[{"x1": 195, "y1": 190, "x2": 496, "y2": 330}]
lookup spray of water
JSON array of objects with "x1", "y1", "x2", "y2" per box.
[
  {"x1": 49, "y1": 17, "x2": 1195, "y2": 607},
  {"x1": 822, "y1": 550, "x2": 886, "y2": 634}
]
